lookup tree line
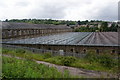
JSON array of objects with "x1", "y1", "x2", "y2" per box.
[
  {"x1": 5, "y1": 19, "x2": 76, "y2": 25},
  {"x1": 4, "y1": 19, "x2": 103, "y2": 26},
  {"x1": 75, "y1": 22, "x2": 118, "y2": 32},
  {"x1": 4, "y1": 19, "x2": 118, "y2": 32}
]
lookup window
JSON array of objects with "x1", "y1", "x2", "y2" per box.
[
  {"x1": 48, "y1": 48, "x2": 51, "y2": 50},
  {"x1": 112, "y1": 50, "x2": 115, "y2": 54},
  {"x1": 71, "y1": 49, "x2": 74, "y2": 52},
  {"x1": 76, "y1": 51, "x2": 79, "y2": 54},
  {"x1": 96, "y1": 49, "x2": 99, "y2": 54},
  {"x1": 83, "y1": 49, "x2": 86, "y2": 53}
]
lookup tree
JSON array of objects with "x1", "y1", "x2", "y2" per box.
[
  {"x1": 5, "y1": 19, "x2": 8, "y2": 22},
  {"x1": 85, "y1": 20, "x2": 89, "y2": 22},
  {"x1": 100, "y1": 22, "x2": 108, "y2": 32},
  {"x1": 77, "y1": 20, "x2": 81, "y2": 25},
  {"x1": 109, "y1": 23, "x2": 118, "y2": 32}
]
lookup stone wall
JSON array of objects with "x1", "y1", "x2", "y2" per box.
[
  {"x1": 2, "y1": 28, "x2": 72, "y2": 40},
  {"x1": 7, "y1": 44, "x2": 118, "y2": 54}
]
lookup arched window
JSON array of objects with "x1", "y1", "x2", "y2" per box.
[
  {"x1": 83, "y1": 49, "x2": 86, "y2": 53},
  {"x1": 76, "y1": 51, "x2": 79, "y2": 54},
  {"x1": 48, "y1": 48, "x2": 51, "y2": 50},
  {"x1": 71, "y1": 49, "x2": 74, "y2": 52},
  {"x1": 96, "y1": 49, "x2": 99, "y2": 54},
  {"x1": 111, "y1": 50, "x2": 115, "y2": 54}
]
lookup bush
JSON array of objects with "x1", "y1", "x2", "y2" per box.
[
  {"x1": 2, "y1": 49, "x2": 9, "y2": 53},
  {"x1": 15, "y1": 49, "x2": 26, "y2": 54},
  {"x1": 32, "y1": 54, "x2": 44, "y2": 61},
  {"x1": 2, "y1": 56, "x2": 72, "y2": 78},
  {"x1": 98, "y1": 54, "x2": 116, "y2": 68},
  {"x1": 43, "y1": 53, "x2": 52, "y2": 59},
  {"x1": 85, "y1": 53, "x2": 117, "y2": 68},
  {"x1": 85, "y1": 52, "x2": 98, "y2": 62},
  {"x1": 61, "y1": 56, "x2": 76, "y2": 66}
]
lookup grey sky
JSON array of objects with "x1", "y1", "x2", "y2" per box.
[{"x1": 0, "y1": 0, "x2": 119, "y2": 21}]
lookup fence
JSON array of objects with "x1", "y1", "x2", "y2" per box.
[{"x1": 2, "y1": 44, "x2": 86, "y2": 58}]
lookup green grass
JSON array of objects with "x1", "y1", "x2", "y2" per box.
[
  {"x1": 2, "y1": 48, "x2": 119, "y2": 74},
  {"x1": 3, "y1": 56, "x2": 80, "y2": 78}
]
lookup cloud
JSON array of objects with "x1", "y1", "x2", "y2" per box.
[
  {"x1": 90, "y1": 0, "x2": 118, "y2": 21},
  {"x1": 64, "y1": 0, "x2": 119, "y2": 21},
  {"x1": 15, "y1": 1, "x2": 29, "y2": 7},
  {"x1": 29, "y1": 1, "x2": 66, "y2": 19},
  {"x1": 96, "y1": 5, "x2": 117, "y2": 21},
  {"x1": 119, "y1": 1, "x2": 120, "y2": 20},
  {"x1": 0, "y1": 0, "x2": 119, "y2": 21}
]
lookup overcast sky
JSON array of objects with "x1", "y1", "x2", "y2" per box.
[{"x1": 0, "y1": 0, "x2": 119, "y2": 21}]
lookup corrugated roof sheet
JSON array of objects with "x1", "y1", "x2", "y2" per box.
[{"x1": 4, "y1": 32, "x2": 119, "y2": 46}]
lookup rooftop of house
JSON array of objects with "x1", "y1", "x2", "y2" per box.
[{"x1": 2, "y1": 22, "x2": 72, "y2": 29}]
